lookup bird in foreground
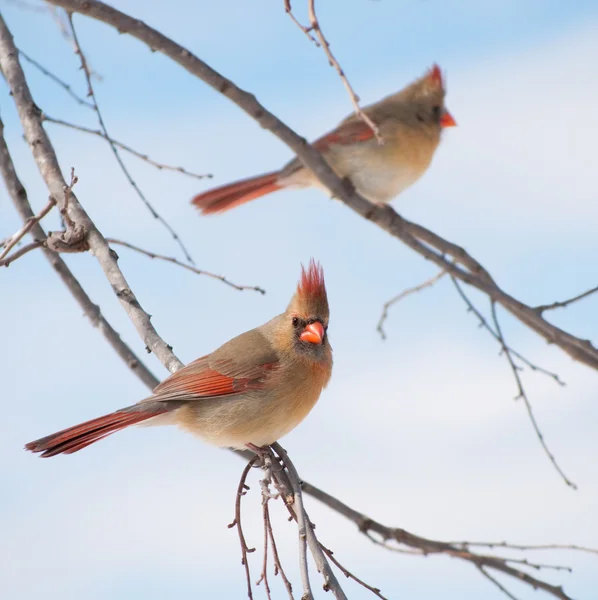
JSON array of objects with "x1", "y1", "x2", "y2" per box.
[
  {"x1": 26, "y1": 261, "x2": 332, "y2": 457},
  {"x1": 192, "y1": 64, "x2": 456, "y2": 215}
]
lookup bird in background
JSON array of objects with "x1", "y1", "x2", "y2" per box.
[
  {"x1": 26, "y1": 261, "x2": 332, "y2": 457},
  {"x1": 192, "y1": 64, "x2": 456, "y2": 215}
]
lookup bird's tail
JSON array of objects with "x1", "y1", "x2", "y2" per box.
[
  {"x1": 191, "y1": 171, "x2": 281, "y2": 215},
  {"x1": 25, "y1": 403, "x2": 170, "y2": 458}
]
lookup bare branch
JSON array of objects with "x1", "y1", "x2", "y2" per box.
[
  {"x1": 0, "y1": 197, "x2": 56, "y2": 261},
  {"x1": 0, "y1": 117, "x2": 159, "y2": 390},
  {"x1": 0, "y1": 15, "x2": 184, "y2": 373},
  {"x1": 0, "y1": 239, "x2": 44, "y2": 267},
  {"x1": 272, "y1": 443, "x2": 348, "y2": 600},
  {"x1": 452, "y1": 279, "x2": 565, "y2": 385},
  {"x1": 257, "y1": 498, "x2": 273, "y2": 600},
  {"x1": 266, "y1": 505, "x2": 295, "y2": 599},
  {"x1": 535, "y1": 285, "x2": 598, "y2": 315},
  {"x1": 305, "y1": 0, "x2": 382, "y2": 142},
  {"x1": 65, "y1": 14, "x2": 196, "y2": 264},
  {"x1": 301, "y1": 481, "x2": 578, "y2": 600},
  {"x1": 477, "y1": 566, "x2": 520, "y2": 600},
  {"x1": 43, "y1": 115, "x2": 212, "y2": 180},
  {"x1": 490, "y1": 300, "x2": 575, "y2": 489},
  {"x1": 451, "y1": 277, "x2": 575, "y2": 489},
  {"x1": 449, "y1": 541, "x2": 598, "y2": 556},
  {"x1": 105, "y1": 238, "x2": 265, "y2": 294},
  {"x1": 283, "y1": 0, "x2": 318, "y2": 45},
  {"x1": 43, "y1": 0, "x2": 598, "y2": 373},
  {"x1": 278, "y1": 450, "x2": 313, "y2": 599},
  {"x1": 18, "y1": 48, "x2": 95, "y2": 108},
  {"x1": 228, "y1": 456, "x2": 259, "y2": 599},
  {"x1": 319, "y1": 543, "x2": 388, "y2": 599},
  {"x1": 377, "y1": 269, "x2": 447, "y2": 339}
]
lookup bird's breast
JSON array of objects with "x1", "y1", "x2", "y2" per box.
[{"x1": 175, "y1": 359, "x2": 330, "y2": 449}]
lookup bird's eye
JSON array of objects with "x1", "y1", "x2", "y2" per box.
[
  {"x1": 292, "y1": 317, "x2": 300, "y2": 327},
  {"x1": 432, "y1": 105, "x2": 441, "y2": 120}
]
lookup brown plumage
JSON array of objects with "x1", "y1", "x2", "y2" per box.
[
  {"x1": 25, "y1": 260, "x2": 333, "y2": 457},
  {"x1": 192, "y1": 64, "x2": 456, "y2": 215}
]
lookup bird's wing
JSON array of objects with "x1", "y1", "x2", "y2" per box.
[
  {"x1": 279, "y1": 117, "x2": 377, "y2": 178},
  {"x1": 149, "y1": 329, "x2": 279, "y2": 403},
  {"x1": 312, "y1": 117, "x2": 377, "y2": 152}
]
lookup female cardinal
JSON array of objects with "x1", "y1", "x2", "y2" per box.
[
  {"x1": 192, "y1": 64, "x2": 456, "y2": 215},
  {"x1": 26, "y1": 261, "x2": 332, "y2": 457}
]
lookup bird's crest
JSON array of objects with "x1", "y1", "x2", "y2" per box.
[
  {"x1": 288, "y1": 259, "x2": 329, "y2": 319},
  {"x1": 427, "y1": 64, "x2": 444, "y2": 89}
]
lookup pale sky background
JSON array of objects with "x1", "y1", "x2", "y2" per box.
[{"x1": 1, "y1": 1, "x2": 597, "y2": 599}]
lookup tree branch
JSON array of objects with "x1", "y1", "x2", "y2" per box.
[
  {"x1": 377, "y1": 269, "x2": 447, "y2": 339},
  {"x1": 105, "y1": 238, "x2": 265, "y2": 294},
  {"x1": 301, "y1": 481, "x2": 580, "y2": 600},
  {"x1": 43, "y1": 0, "x2": 598, "y2": 373},
  {"x1": 0, "y1": 117, "x2": 160, "y2": 390},
  {"x1": 0, "y1": 17, "x2": 184, "y2": 374},
  {"x1": 0, "y1": 196, "x2": 56, "y2": 261},
  {"x1": 66, "y1": 13, "x2": 196, "y2": 264},
  {"x1": 43, "y1": 114, "x2": 212, "y2": 180},
  {"x1": 18, "y1": 48, "x2": 95, "y2": 108},
  {"x1": 451, "y1": 277, "x2": 574, "y2": 488}
]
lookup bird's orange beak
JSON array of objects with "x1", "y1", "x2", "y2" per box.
[
  {"x1": 440, "y1": 110, "x2": 457, "y2": 128},
  {"x1": 300, "y1": 321, "x2": 324, "y2": 344}
]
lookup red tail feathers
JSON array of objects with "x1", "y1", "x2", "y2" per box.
[
  {"x1": 25, "y1": 404, "x2": 169, "y2": 458},
  {"x1": 191, "y1": 171, "x2": 281, "y2": 215}
]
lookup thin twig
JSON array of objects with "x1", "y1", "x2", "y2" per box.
[
  {"x1": 451, "y1": 277, "x2": 575, "y2": 489},
  {"x1": 256, "y1": 452, "x2": 273, "y2": 598},
  {"x1": 319, "y1": 543, "x2": 388, "y2": 599},
  {"x1": 283, "y1": 0, "x2": 319, "y2": 45},
  {"x1": 283, "y1": 455, "x2": 312, "y2": 599},
  {"x1": 272, "y1": 443, "x2": 348, "y2": 600},
  {"x1": 501, "y1": 557, "x2": 571, "y2": 573},
  {"x1": 477, "y1": 566, "x2": 520, "y2": 600},
  {"x1": 0, "y1": 239, "x2": 44, "y2": 267},
  {"x1": 66, "y1": 13, "x2": 196, "y2": 264},
  {"x1": 266, "y1": 503, "x2": 295, "y2": 599},
  {"x1": 43, "y1": 115, "x2": 212, "y2": 180},
  {"x1": 491, "y1": 299, "x2": 575, "y2": 489},
  {"x1": 451, "y1": 278, "x2": 565, "y2": 385},
  {"x1": 377, "y1": 269, "x2": 447, "y2": 339},
  {"x1": 449, "y1": 541, "x2": 598, "y2": 556},
  {"x1": 0, "y1": 197, "x2": 56, "y2": 261},
  {"x1": 364, "y1": 531, "x2": 425, "y2": 555},
  {"x1": 535, "y1": 285, "x2": 598, "y2": 315},
  {"x1": 229, "y1": 456, "x2": 259, "y2": 600},
  {"x1": 18, "y1": 49, "x2": 95, "y2": 108},
  {"x1": 105, "y1": 238, "x2": 265, "y2": 294},
  {"x1": 305, "y1": 0, "x2": 382, "y2": 142},
  {"x1": 257, "y1": 500, "x2": 273, "y2": 600}
]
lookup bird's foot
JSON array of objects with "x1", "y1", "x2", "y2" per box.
[{"x1": 246, "y1": 442, "x2": 273, "y2": 467}]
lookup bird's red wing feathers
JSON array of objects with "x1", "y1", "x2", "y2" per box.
[
  {"x1": 152, "y1": 356, "x2": 278, "y2": 401},
  {"x1": 313, "y1": 119, "x2": 376, "y2": 152}
]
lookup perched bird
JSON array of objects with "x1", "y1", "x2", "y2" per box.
[
  {"x1": 26, "y1": 261, "x2": 332, "y2": 457},
  {"x1": 192, "y1": 64, "x2": 456, "y2": 215}
]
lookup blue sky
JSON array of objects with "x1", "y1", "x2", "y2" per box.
[{"x1": 1, "y1": 1, "x2": 598, "y2": 599}]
